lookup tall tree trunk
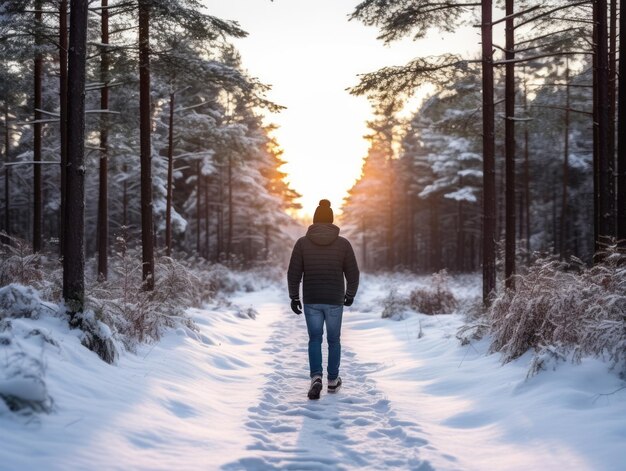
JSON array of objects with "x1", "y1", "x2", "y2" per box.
[
  {"x1": 408, "y1": 196, "x2": 415, "y2": 271},
  {"x1": 63, "y1": 0, "x2": 88, "y2": 313},
  {"x1": 593, "y1": 3, "x2": 600, "y2": 251},
  {"x1": 387, "y1": 161, "x2": 394, "y2": 270},
  {"x1": 594, "y1": 0, "x2": 615, "y2": 249},
  {"x1": 617, "y1": 0, "x2": 626, "y2": 245},
  {"x1": 560, "y1": 62, "x2": 571, "y2": 259},
  {"x1": 227, "y1": 154, "x2": 233, "y2": 258},
  {"x1": 361, "y1": 216, "x2": 367, "y2": 271},
  {"x1": 523, "y1": 71, "x2": 531, "y2": 258},
  {"x1": 517, "y1": 191, "x2": 524, "y2": 241},
  {"x1": 165, "y1": 92, "x2": 174, "y2": 257},
  {"x1": 552, "y1": 172, "x2": 558, "y2": 254},
  {"x1": 504, "y1": 0, "x2": 516, "y2": 288},
  {"x1": 481, "y1": 0, "x2": 496, "y2": 304},
  {"x1": 122, "y1": 163, "x2": 128, "y2": 227},
  {"x1": 97, "y1": 0, "x2": 109, "y2": 280},
  {"x1": 608, "y1": 0, "x2": 617, "y2": 171},
  {"x1": 429, "y1": 198, "x2": 441, "y2": 272},
  {"x1": 3, "y1": 104, "x2": 10, "y2": 241},
  {"x1": 138, "y1": 0, "x2": 154, "y2": 289},
  {"x1": 196, "y1": 159, "x2": 201, "y2": 254},
  {"x1": 33, "y1": 0, "x2": 43, "y2": 252},
  {"x1": 217, "y1": 166, "x2": 224, "y2": 258},
  {"x1": 59, "y1": 0, "x2": 68, "y2": 257},
  {"x1": 608, "y1": 0, "x2": 617, "y2": 181},
  {"x1": 457, "y1": 200, "x2": 465, "y2": 272},
  {"x1": 204, "y1": 175, "x2": 210, "y2": 259}
]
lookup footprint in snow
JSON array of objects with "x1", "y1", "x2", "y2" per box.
[{"x1": 222, "y1": 313, "x2": 434, "y2": 470}]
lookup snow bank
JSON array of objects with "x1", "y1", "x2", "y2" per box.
[
  {"x1": 347, "y1": 273, "x2": 626, "y2": 470},
  {"x1": 0, "y1": 285, "x2": 280, "y2": 470}
]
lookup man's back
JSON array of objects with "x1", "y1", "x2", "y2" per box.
[{"x1": 287, "y1": 223, "x2": 359, "y2": 306}]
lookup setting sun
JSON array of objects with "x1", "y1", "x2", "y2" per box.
[{"x1": 204, "y1": 0, "x2": 478, "y2": 218}]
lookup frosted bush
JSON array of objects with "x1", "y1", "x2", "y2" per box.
[
  {"x1": 487, "y1": 247, "x2": 626, "y2": 374},
  {"x1": 0, "y1": 319, "x2": 53, "y2": 414},
  {"x1": 381, "y1": 289, "x2": 410, "y2": 320},
  {"x1": 0, "y1": 235, "x2": 45, "y2": 289},
  {"x1": 409, "y1": 270, "x2": 458, "y2": 315},
  {"x1": 0, "y1": 284, "x2": 47, "y2": 319},
  {"x1": 90, "y1": 245, "x2": 199, "y2": 348},
  {"x1": 236, "y1": 305, "x2": 259, "y2": 320}
]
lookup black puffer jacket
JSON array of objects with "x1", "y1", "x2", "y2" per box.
[{"x1": 287, "y1": 223, "x2": 360, "y2": 305}]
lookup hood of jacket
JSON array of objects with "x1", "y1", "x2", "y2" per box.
[{"x1": 306, "y1": 223, "x2": 340, "y2": 246}]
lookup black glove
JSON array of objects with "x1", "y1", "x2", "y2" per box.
[
  {"x1": 344, "y1": 295, "x2": 354, "y2": 307},
  {"x1": 290, "y1": 298, "x2": 302, "y2": 315}
]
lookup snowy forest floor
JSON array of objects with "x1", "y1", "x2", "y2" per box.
[{"x1": 1, "y1": 274, "x2": 626, "y2": 471}]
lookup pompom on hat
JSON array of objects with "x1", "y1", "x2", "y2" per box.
[{"x1": 313, "y1": 199, "x2": 334, "y2": 224}]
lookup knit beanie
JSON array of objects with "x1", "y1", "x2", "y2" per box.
[{"x1": 313, "y1": 199, "x2": 334, "y2": 224}]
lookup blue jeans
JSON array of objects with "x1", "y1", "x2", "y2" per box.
[{"x1": 303, "y1": 304, "x2": 343, "y2": 381}]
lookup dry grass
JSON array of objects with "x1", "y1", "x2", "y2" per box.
[
  {"x1": 486, "y1": 247, "x2": 626, "y2": 374},
  {"x1": 409, "y1": 270, "x2": 458, "y2": 315}
]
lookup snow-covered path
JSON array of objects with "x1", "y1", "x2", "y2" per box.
[
  {"x1": 222, "y1": 311, "x2": 433, "y2": 470},
  {"x1": 2, "y1": 280, "x2": 626, "y2": 470}
]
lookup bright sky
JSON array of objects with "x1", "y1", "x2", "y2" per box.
[{"x1": 203, "y1": 0, "x2": 479, "y2": 219}]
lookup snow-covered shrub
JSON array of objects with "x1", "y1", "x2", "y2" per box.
[
  {"x1": 235, "y1": 306, "x2": 259, "y2": 320},
  {"x1": 0, "y1": 235, "x2": 44, "y2": 288},
  {"x1": 90, "y1": 245, "x2": 199, "y2": 348},
  {"x1": 381, "y1": 289, "x2": 410, "y2": 320},
  {"x1": 0, "y1": 284, "x2": 48, "y2": 319},
  {"x1": 409, "y1": 270, "x2": 458, "y2": 315},
  {"x1": 0, "y1": 318, "x2": 53, "y2": 414},
  {"x1": 456, "y1": 321, "x2": 489, "y2": 346},
  {"x1": 69, "y1": 311, "x2": 118, "y2": 365},
  {"x1": 487, "y1": 247, "x2": 626, "y2": 373}
]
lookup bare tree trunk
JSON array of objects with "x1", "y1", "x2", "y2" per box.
[
  {"x1": 122, "y1": 163, "x2": 128, "y2": 227},
  {"x1": 3, "y1": 104, "x2": 10, "y2": 241},
  {"x1": 517, "y1": 191, "x2": 524, "y2": 241},
  {"x1": 429, "y1": 198, "x2": 441, "y2": 272},
  {"x1": 593, "y1": 3, "x2": 600, "y2": 251},
  {"x1": 482, "y1": 0, "x2": 497, "y2": 304},
  {"x1": 33, "y1": 0, "x2": 43, "y2": 252},
  {"x1": 594, "y1": 0, "x2": 615, "y2": 249},
  {"x1": 408, "y1": 196, "x2": 415, "y2": 271},
  {"x1": 457, "y1": 200, "x2": 465, "y2": 272},
  {"x1": 165, "y1": 92, "x2": 174, "y2": 256},
  {"x1": 204, "y1": 175, "x2": 210, "y2": 259},
  {"x1": 361, "y1": 216, "x2": 367, "y2": 271},
  {"x1": 387, "y1": 161, "x2": 394, "y2": 270},
  {"x1": 608, "y1": 0, "x2": 617, "y2": 188},
  {"x1": 504, "y1": 0, "x2": 516, "y2": 288},
  {"x1": 523, "y1": 71, "x2": 531, "y2": 258},
  {"x1": 560, "y1": 62, "x2": 571, "y2": 259},
  {"x1": 552, "y1": 172, "x2": 558, "y2": 254},
  {"x1": 217, "y1": 167, "x2": 224, "y2": 258},
  {"x1": 63, "y1": 0, "x2": 88, "y2": 313},
  {"x1": 97, "y1": 0, "x2": 109, "y2": 280},
  {"x1": 196, "y1": 159, "x2": 201, "y2": 254},
  {"x1": 618, "y1": 0, "x2": 626, "y2": 246},
  {"x1": 227, "y1": 154, "x2": 233, "y2": 258},
  {"x1": 138, "y1": 0, "x2": 154, "y2": 289},
  {"x1": 59, "y1": 0, "x2": 68, "y2": 257}
]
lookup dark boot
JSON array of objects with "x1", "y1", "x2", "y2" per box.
[
  {"x1": 327, "y1": 376, "x2": 342, "y2": 393},
  {"x1": 308, "y1": 376, "x2": 323, "y2": 400}
]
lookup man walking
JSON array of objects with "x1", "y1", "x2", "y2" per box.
[{"x1": 287, "y1": 199, "x2": 360, "y2": 400}]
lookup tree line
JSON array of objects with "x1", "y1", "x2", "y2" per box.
[
  {"x1": 343, "y1": 0, "x2": 625, "y2": 305},
  {"x1": 0, "y1": 0, "x2": 300, "y2": 314}
]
